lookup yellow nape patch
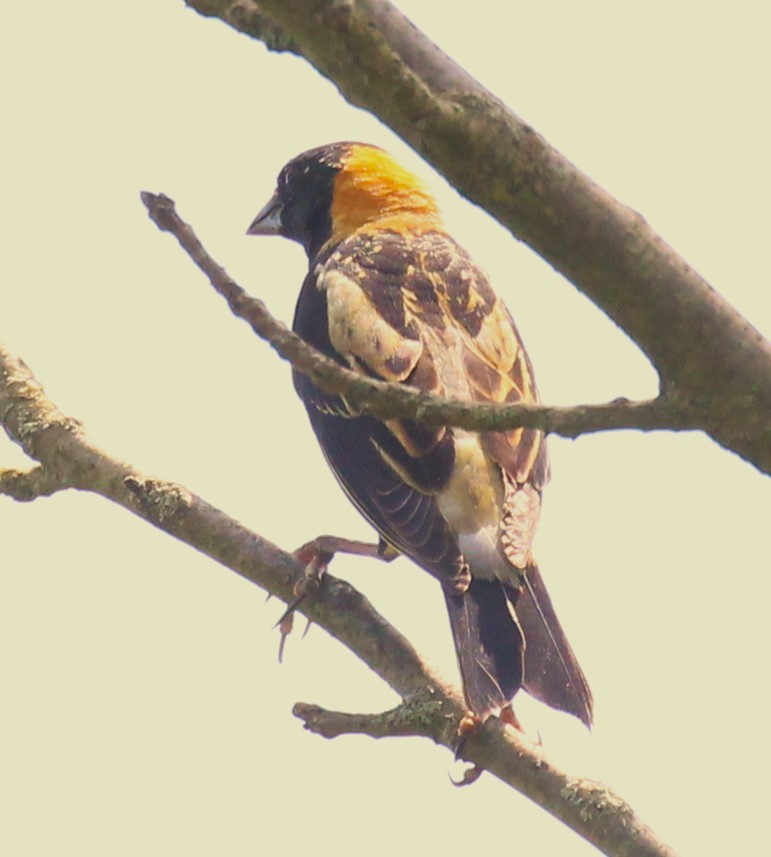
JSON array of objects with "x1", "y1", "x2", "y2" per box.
[{"x1": 330, "y1": 146, "x2": 442, "y2": 243}]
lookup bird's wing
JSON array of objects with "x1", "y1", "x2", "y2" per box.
[
  {"x1": 292, "y1": 228, "x2": 468, "y2": 588},
  {"x1": 428, "y1": 251, "x2": 550, "y2": 570},
  {"x1": 293, "y1": 227, "x2": 548, "y2": 578},
  {"x1": 392, "y1": 227, "x2": 548, "y2": 572},
  {"x1": 416, "y1": 237, "x2": 591, "y2": 723}
]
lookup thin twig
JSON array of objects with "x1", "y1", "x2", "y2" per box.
[{"x1": 141, "y1": 191, "x2": 697, "y2": 438}]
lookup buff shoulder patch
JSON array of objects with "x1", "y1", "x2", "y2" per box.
[{"x1": 316, "y1": 240, "x2": 423, "y2": 382}]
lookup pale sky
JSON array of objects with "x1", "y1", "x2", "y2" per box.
[{"x1": 1, "y1": 3, "x2": 769, "y2": 856}]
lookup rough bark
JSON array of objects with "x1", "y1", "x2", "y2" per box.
[
  {"x1": 185, "y1": 0, "x2": 771, "y2": 473},
  {"x1": 0, "y1": 342, "x2": 677, "y2": 857}
]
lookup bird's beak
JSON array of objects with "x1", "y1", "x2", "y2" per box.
[{"x1": 246, "y1": 192, "x2": 283, "y2": 236}]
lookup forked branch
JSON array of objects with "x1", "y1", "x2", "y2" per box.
[{"x1": 0, "y1": 341, "x2": 675, "y2": 857}]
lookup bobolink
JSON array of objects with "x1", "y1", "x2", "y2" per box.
[{"x1": 247, "y1": 142, "x2": 592, "y2": 726}]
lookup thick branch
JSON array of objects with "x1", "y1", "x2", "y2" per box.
[
  {"x1": 141, "y1": 191, "x2": 699, "y2": 438},
  {"x1": 0, "y1": 342, "x2": 675, "y2": 857},
  {"x1": 0, "y1": 343, "x2": 437, "y2": 696},
  {"x1": 290, "y1": 694, "x2": 675, "y2": 857},
  {"x1": 185, "y1": 0, "x2": 771, "y2": 473}
]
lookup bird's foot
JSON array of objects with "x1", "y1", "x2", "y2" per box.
[
  {"x1": 450, "y1": 704, "x2": 524, "y2": 786},
  {"x1": 295, "y1": 535, "x2": 398, "y2": 564},
  {"x1": 275, "y1": 535, "x2": 396, "y2": 661},
  {"x1": 450, "y1": 764, "x2": 484, "y2": 787},
  {"x1": 274, "y1": 543, "x2": 330, "y2": 662},
  {"x1": 500, "y1": 704, "x2": 523, "y2": 731},
  {"x1": 450, "y1": 712, "x2": 484, "y2": 786}
]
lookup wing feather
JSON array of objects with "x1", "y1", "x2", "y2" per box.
[
  {"x1": 292, "y1": 250, "x2": 466, "y2": 587},
  {"x1": 405, "y1": 230, "x2": 548, "y2": 484},
  {"x1": 294, "y1": 229, "x2": 548, "y2": 576}
]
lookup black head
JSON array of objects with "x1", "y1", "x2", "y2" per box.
[{"x1": 247, "y1": 142, "x2": 360, "y2": 258}]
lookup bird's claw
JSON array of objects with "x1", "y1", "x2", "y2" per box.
[
  {"x1": 450, "y1": 764, "x2": 484, "y2": 787},
  {"x1": 499, "y1": 704, "x2": 523, "y2": 732},
  {"x1": 449, "y1": 705, "x2": 523, "y2": 785},
  {"x1": 450, "y1": 714, "x2": 486, "y2": 784},
  {"x1": 274, "y1": 541, "x2": 333, "y2": 662},
  {"x1": 273, "y1": 534, "x2": 395, "y2": 661},
  {"x1": 454, "y1": 712, "x2": 481, "y2": 758}
]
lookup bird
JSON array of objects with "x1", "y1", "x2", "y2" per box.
[{"x1": 247, "y1": 141, "x2": 592, "y2": 727}]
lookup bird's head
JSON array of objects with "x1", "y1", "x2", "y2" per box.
[{"x1": 247, "y1": 142, "x2": 441, "y2": 258}]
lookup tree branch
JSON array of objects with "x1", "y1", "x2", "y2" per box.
[
  {"x1": 184, "y1": 0, "x2": 771, "y2": 473},
  {"x1": 293, "y1": 699, "x2": 429, "y2": 739},
  {"x1": 140, "y1": 190, "x2": 700, "y2": 438},
  {"x1": 0, "y1": 341, "x2": 676, "y2": 857},
  {"x1": 0, "y1": 465, "x2": 67, "y2": 501}
]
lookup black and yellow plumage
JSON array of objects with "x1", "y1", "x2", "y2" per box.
[{"x1": 248, "y1": 142, "x2": 592, "y2": 726}]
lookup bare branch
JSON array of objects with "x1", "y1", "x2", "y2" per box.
[
  {"x1": 0, "y1": 465, "x2": 67, "y2": 501},
  {"x1": 141, "y1": 191, "x2": 699, "y2": 438},
  {"x1": 293, "y1": 696, "x2": 679, "y2": 857},
  {"x1": 184, "y1": 0, "x2": 771, "y2": 472},
  {"x1": 0, "y1": 341, "x2": 676, "y2": 857},
  {"x1": 0, "y1": 343, "x2": 434, "y2": 696},
  {"x1": 293, "y1": 699, "x2": 429, "y2": 740},
  {"x1": 185, "y1": 0, "x2": 299, "y2": 52}
]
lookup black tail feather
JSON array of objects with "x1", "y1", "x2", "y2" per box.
[
  {"x1": 516, "y1": 563, "x2": 593, "y2": 727},
  {"x1": 444, "y1": 566, "x2": 593, "y2": 727},
  {"x1": 443, "y1": 578, "x2": 524, "y2": 721}
]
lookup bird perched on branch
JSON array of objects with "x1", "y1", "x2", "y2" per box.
[{"x1": 247, "y1": 142, "x2": 592, "y2": 727}]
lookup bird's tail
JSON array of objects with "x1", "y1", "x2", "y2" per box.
[
  {"x1": 517, "y1": 562, "x2": 593, "y2": 727},
  {"x1": 443, "y1": 565, "x2": 593, "y2": 726},
  {"x1": 443, "y1": 578, "x2": 525, "y2": 721}
]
